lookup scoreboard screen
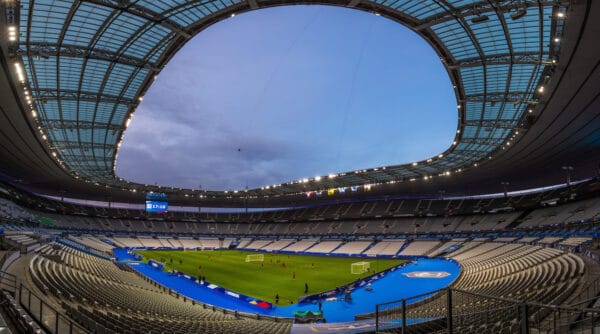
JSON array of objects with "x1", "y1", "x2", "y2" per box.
[
  {"x1": 145, "y1": 192, "x2": 168, "y2": 213},
  {"x1": 145, "y1": 201, "x2": 168, "y2": 213}
]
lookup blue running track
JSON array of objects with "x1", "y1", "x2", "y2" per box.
[{"x1": 114, "y1": 249, "x2": 460, "y2": 323}]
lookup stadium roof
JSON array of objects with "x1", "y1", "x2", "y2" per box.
[{"x1": 1, "y1": 0, "x2": 599, "y2": 205}]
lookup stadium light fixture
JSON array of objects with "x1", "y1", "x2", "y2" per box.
[
  {"x1": 553, "y1": 37, "x2": 560, "y2": 43},
  {"x1": 538, "y1": 86, "x2": 545, "y2": 93},
  {"x1": 471, "y1": 15, "x2": 489, "y2": 24},
  {"x1": 314, "y1": 176, "x2": 322, "y2": 181},
  {"x1": 510, "y1": 8, "x2": 527, "y2": 20},
  {"x1": 501, "y1": 181, "x2": 510, "y2": 198},
  {"x1": 8, "y1": 26, "x2": 17, "y2": 41},
  {"x1": 14, "y1": 62, "x2": 25, "y2": 82},
  {"x1": 557, "y1": 12, "x2": 565, "y2": 18},
  {"x1": 562, "y1": 166, "x2": 574, "y2": 187}
]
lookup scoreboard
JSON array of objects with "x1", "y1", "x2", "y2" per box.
[{"x1": 145, "y1": 192, "x2": 168, "y2": 213}]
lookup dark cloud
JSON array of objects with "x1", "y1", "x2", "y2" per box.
[{"x1": 116, "y1": 108, "x2": 301, "y2": 190}]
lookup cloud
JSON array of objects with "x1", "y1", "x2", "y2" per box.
[
  {"x1": 116, "y1": 105, "x2": 301, "y2": 189},
  {"x1": 115, "y1": 6, "x2": 456, "y2": 190}
]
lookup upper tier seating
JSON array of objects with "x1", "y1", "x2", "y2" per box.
[{"x1": 519, "y1": 197, "x2": 600, "y2": 228}]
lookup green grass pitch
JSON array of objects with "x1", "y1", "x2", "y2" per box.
[{"x1": 135, "y1": 249, "x2": 406, "y2": 305}]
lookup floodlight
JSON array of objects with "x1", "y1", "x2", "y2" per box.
[
  {"x1": 471, "y1": 15, "x2": 489, "y2": 23},
  {"x1": 510, "y1": 9, "x2": 527, "y2": 20}
]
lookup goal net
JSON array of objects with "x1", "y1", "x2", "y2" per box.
[
  {"x1": 245, "y1": 254, "x2": 264, "y2": 262},
  {"x1": 351, "y1": 261, "x2": 370, "y2": 274}
]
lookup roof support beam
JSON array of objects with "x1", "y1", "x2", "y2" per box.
[
  {"x1": 43, "y1": 120, "x2": 122, "y2": 132},
  {"x1": 14, "y1": 43, "x2": 159, "y2": 72},
  {"x1": 458, "y1": 137, "x2": 506, "y2": 145},
  {"x1": 347, "y1": 0, "x2": 361, "y2": 8},
  {"x1": 74, "y1": 168, "x2": 113, "y2": 174},
  {"x1": 448, "y1": 52, "x2": 554, "y2": 69},
  {"x1": 463, "y1": 119, "x2": 517, "y2": 129},
  {"x1": 415, "y1": 1, "x2": 562, "y2": 30},
  {"x1": 60, "y1": 155, "x2": 113, "y2": 163},
  {"x1": 81, "y1": 0, "x2": 192, "y2": 39},
  {"x1": 464, "y1": 91, "x2": 538, "y2": 104},
  {"x1": 247, "y1": 0, "x2": 259, "y2": 9},
  {"x1": 50, "y1": 141, "x2": 115, "y2": 152},
  {"x1": 32, "y1": 88, "x2": 136, "y2": 106},
  {"x1": 451, "y1": 149, "x2": 490, "y2": 157}
]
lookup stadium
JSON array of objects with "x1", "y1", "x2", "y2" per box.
[{"x1": 0, "y1": 0, "x2": 599, "y2": 333}]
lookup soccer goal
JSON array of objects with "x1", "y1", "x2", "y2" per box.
[
  {"x1": 351, "y1": 261, "x2": 370, "y2": 274},
  {"x1": 245, "y1": 254, "x2": 264, "y2": 262}
]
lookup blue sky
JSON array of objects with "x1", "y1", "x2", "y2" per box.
[{"x1": 116, "y1": 5, "x2": 456, "y2": 191}]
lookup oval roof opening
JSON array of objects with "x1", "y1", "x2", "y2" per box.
[{"x1": 116, "y1": 5, "x2": 456, "y2": 190}]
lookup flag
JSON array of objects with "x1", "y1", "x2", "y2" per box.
[
  {"x1": 364, "y1": 184, "x2": 372, "y2": 191},
  {"x1": 315, "y1": 191, "x2": 323, "y2": 196},
  {"x1": 306, "y1": 191, "x2": 314, "y2": 198},
  {"x1": 327, "y1": 188, "x2": 335, "y2": 196},
  {"x1": 338, "y1": 187, "x2": 346, "y2": 194},
  {"x1": 350, "y1": 186, "x2": 359, "y2": 192}
]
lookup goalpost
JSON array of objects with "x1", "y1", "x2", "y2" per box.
[
  {"x1": 245, "y1": 254, "x2": 264, "y2": 262},
  {"x1": 351, "y1": 261, "x2": 370, "y2": 274}
]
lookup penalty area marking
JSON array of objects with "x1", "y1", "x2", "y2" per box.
[{"x1": 403, "y1": 271, "x2": 451, "y2": 278}]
